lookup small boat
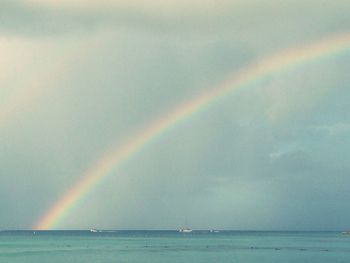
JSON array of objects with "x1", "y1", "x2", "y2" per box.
[
  {"x1": 341, "y1": 231, "x2": 350, "y2": 235},
  {"x1": 90, "y1": 229, "x2": 98, "y2": 233},
  {"x1": 209, "y1": 229, "x2": 220, "y2": 233},
  {"x1": 179, "y1": 228, "x2": 192, "y2": 233}
]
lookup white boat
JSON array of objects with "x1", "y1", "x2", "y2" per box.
[
  {"x1": 90, "y1": 229, "x2": 98, "y2": 233},
  {"x1": 341, "y1": 231, "x2": 350, "y2": 235},
  {"x1": 178, "y1": 228, "x2": 192, "y2": 233}
]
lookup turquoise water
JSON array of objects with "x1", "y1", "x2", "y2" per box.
[{"x1": 1, "y1": 231, "x2": 350, "y2": 262}]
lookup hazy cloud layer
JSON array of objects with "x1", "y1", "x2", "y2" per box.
[{"x1": 0, "y1": 0, "x2": 350, "y2": 230}]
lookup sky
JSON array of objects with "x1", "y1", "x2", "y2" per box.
[{"x1": 1, "y1": 0, "x2": 350, "y2": 230}]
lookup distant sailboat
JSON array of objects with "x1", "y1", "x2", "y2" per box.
[{"x1": 178, "y1": 228, "x2": 192, "y2": 233}]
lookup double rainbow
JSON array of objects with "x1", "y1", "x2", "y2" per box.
[{"x1": 34, "y1": 32, "x2": 350, "y2": 230}]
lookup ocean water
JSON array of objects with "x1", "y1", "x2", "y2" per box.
[{"x1": 1, "y1": 231, "x2": 350, "y2": 263}]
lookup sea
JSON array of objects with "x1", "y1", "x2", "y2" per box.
[{"x1": 1, "y1": 230, "x2": 350, "y2": 263}]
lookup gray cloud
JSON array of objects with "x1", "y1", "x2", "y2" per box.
[
  {"x1": 316, "y1": 122, "x2": 350, "y2": 136},
  {"x1": 269, "y1": 150, "x2": 314, "y2": 173},
  {"x1": 1, "y1": 0, "x2": 350, "y2": 39},
  {"x1": 1, "y1": 0, "x2": 350, "y2": 230}
]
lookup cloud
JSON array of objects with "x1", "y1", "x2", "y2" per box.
[
  {"x1": 1, "y1": 0, "x2": 349, "y2": 39},
  {"x1": 0, "y1": 0, "x2": 236, "y2": 36},
  {"x1": 317, "y1": 122, "x2": 350, "y2": 136},
  {"x1": 269, "y1": 150, "x2": 314, "y2": 173},
  {"x1": 1, "y1": 0, "x2": 350, "y2": 230},
  {"x1": 25, "y1": 0, "x2": 236, "y2": 13}
]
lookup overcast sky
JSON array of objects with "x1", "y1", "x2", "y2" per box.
[{"x1": 1, "y1": 0, "x2": 350, "y2": 230}]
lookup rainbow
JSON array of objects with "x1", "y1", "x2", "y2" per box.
[{"x1": 34, "y1": 32, "x2": 350, "y2": 230}]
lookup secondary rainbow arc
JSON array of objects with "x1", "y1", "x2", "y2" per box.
[{"x1": 34, "y1": 32, "x2": 350, "y2": 230}]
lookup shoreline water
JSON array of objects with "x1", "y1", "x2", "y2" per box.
[{"x1": 1, "y1": 230, "x2": 350, "y2": 263}]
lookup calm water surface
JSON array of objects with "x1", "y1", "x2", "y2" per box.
[{"x1": 1, "y1": 231, "x2": 350, "y2": 262}]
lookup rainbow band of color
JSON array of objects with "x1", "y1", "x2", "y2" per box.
[{"x1": 34, "y1": 32, "x2": 350, "y2": 230}]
